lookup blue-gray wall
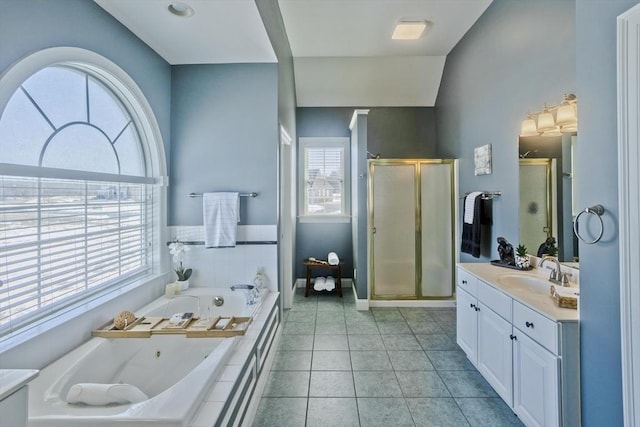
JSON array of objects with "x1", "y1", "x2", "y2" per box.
[
  {"x1": 255, "y1": 0, "x2": 298, "y2": 292},
  {"x1": 438, "y1": 0, "x2": 635, "y2": 423},
  {"x1": 576, "y1": 0, "x2": 637, "y2": 424},
  {"x1": 351, "y1": 112, "x2": 368, "y2": 299},
  {"x1": 169, "y1": 64, "x2": 278, "y2": 225},
  {"x1": 295, "y1": 107, "x2": 438, "y2": 284},
  {"x1": 436, "y1": 0, "x2": 575, "y2": 261},
  {"x1": 0, "y1": 0, "x2": 172, "y2": 169},
  {"x1": 255, "y1": 0, "x2": 296, "y2": 138}
]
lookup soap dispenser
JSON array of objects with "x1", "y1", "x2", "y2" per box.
[{"x1": 253, "y1": 267, "x2": 264, "y2": 289}]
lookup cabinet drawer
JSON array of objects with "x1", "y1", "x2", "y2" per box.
[
  {"x1": 478, "y1": 280, "x2": 512, "y2": 321},
  {"x1": 513, "y1": 301, "x2": 558, "y2": 354},
  {"x1": 457, "y1": 268, "x2": 478, "y2": 296}
]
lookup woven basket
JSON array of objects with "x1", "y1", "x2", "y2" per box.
[{"x1": 550, "y1": 285, "x2": 578, "y2": 309}]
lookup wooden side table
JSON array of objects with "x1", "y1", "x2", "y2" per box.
[{"x1": 304, "y1": 260, "x2": 343, "y2": 297}]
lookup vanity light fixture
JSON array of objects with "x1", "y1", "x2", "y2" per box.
[
  {"x1": 536, "y1": 106, "x2": 556, "y2": 131},
  {"x1": 392, "y1": 20, "x2": 430, "y2": 40},
  {"x1": 168, "y1": 2, "x2": 194, "y2": 17},
  {"x1": 519, "y1": 93, "x2": 578, "y2": 137},
  {"x1": 520, "y1": 113, "x2": 539, "y2": 137}
]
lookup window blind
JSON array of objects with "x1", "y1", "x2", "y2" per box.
[
  {"x1": 304, "y1": 146, "x2": 345, "y2": 215},
  {"x1": 0, "y1": 175, "x2": 151, "y2": 333}
]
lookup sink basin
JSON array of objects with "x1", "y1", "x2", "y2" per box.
[{"x1": 497, "y1": 274, "x2": 551, "y2": 295}]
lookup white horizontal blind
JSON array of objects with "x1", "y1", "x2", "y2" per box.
[
  {"x1": 0, "y1": 175, "x2": 151, "y2": 333},
  {"x1": 304, "y1": 146, "x2": 345, "y2": 215}
]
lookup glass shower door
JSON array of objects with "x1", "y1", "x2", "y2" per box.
[
  {"x1": 420, "y1": 161, "x2": 454, "y2": 297},
  {"x1": 370, "y1": 162, "x2": 417, "y2": 298}
]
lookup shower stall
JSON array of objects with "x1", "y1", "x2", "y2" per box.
[{"x1": 367, "y1": 159, "x2": 456, "y2": 300}]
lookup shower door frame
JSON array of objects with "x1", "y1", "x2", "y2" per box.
[{"x1": 367, "y1": 159, "x2": 456, "y2": 300}]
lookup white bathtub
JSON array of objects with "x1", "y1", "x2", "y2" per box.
[
  {"x1": 143, "y1": 287, "x2": 264, "y2": 319},
  {"x1": 27, "y1": 287, "x2": 266, "y2": 427}
]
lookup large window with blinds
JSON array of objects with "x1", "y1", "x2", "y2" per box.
[
  {"x1": 299, "y1": 137, "x2": 350, "y2": 221},
  {"x1": 0, "y1": 61, "x2": 157, "y2": 335}
]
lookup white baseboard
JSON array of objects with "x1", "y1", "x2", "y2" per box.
[
  {"x1": 368, "y1": 299, "x2": 456, "y2": 308},
  {"x1": 295, "y1": 278, "x2": 455, "y2": 310},
  {"x1": 354, "y1": 286, "x2": 369, "y2": 311}
]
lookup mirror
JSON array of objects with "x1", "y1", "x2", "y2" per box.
[{"x1": 519, "y1": 133, "x2": 578, "y2": 266}]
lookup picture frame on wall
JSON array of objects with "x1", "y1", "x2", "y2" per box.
[{"x1": 474, "y1": 144, "x2": 492, "y2": 175}]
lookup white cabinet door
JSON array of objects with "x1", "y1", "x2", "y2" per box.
[
  {"x1": 456, "y1": 286, "x2": 478, "y2": 366},
  {"x1": 477, "y1": 302, "x2": 513, "y2": 406},
  {"x1": 513, "y1": 328, "x2": 560, "y2": 427}
]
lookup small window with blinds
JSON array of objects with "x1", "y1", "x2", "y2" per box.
[
  {"x1": 299, "y1": 137, "x2": 350, "y2": 221},
  {"x1": 0, "y1": 64, "x2": 155, "y2": 335}
]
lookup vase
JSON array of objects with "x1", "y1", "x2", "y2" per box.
[
  {"x1": 176, "y1": 280, "x2": 190, "y2": 291},
  {"x1": 515, "y1": 255, "x2": 530, "y2": 270}
]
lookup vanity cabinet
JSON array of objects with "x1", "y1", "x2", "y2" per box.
[
  {"x1": 455, "y1": 286, "x2": 478, "y2": 364},
  {"x1": 456, "y1": 272, "x2": 514, "y2": 407},
  {"x1": 513, "y1": 327, "x2": 559, "y2": 427},
  {"x1": 477, "y1": 300, "x2": 514, "y2": 407},
  {"x1": 456, "y1": 265, "x2": 580, "y2": 427}
]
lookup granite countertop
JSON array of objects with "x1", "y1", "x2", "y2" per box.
[
  {"x1": 0, "y1": 369, "x2": 39, "y2": 401},
  {"x1": 458, "y1": 263, "x2": 579, "y2": 322}
]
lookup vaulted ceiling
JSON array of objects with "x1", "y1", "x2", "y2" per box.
[{"x1": 95, "y1": 0, "x2": 492, "y2": 106}]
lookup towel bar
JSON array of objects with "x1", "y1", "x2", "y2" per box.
[
  {"x1": 461, "y1": 191, "x2": 502, "y2": 200},
  {"x1": 189, "y1": 192, "x2": 258, "y2": 198}
]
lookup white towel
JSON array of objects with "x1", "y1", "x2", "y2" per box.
[
  {"x1": 325, "y1": 276, "x2": 335, "y2": 291},
  {"x1": 203, "y1": 192, "x2": 239, "y2": 248},
  {"x1": 464, "y1": 192, "x2": 483, "y2": 224},
  {"x1": 314, "y1": 277, "x2": 326, "y2": 291},
  {"x1": 328, "y1": 252, "x2": 339, "y2": 266},
  {"x1": 552, "y1": 285, "x2": 580, "y2": 298},
  {"x1": 66, "y1": 383, "x2": 148, "y2": 406}
]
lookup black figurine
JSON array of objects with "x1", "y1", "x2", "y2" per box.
[
  {"x1": 537, "y1": 237, "x2": 558, "y2": 257},
  {"x1": 497, "y1": 237, "x2": 515, "y2": 265}
]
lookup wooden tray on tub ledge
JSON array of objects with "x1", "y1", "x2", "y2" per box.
[
  {"x1": 92, "y1": 316, "x2": 164, "y2": 338},
  {"x1": 92, "y1": 316, "x2": 252, "y2": 338}
]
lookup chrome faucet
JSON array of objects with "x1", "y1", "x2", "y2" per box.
[
  {"x1": 539, "y1": 256, "x2": 572, "y2": 286},
  {"x1": 230, "y1": 284, "x2": 261, "y2": 305},
  {"x1": 230, "y1": 284, "x2": 255, "y2": 291}
]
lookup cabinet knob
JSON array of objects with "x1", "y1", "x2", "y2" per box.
[
  {"x1": 510, "y1": 334, "x2": 517, "y2": 340},
  {"x1": 470, "y1": 303, "x2": 475, "y2": 309},
  {"x1": 462, "y1": 280, "x2": 467, "y2": 284},
  {"x1": 525, "y1": 321, "x2": 534, "y2": 328},
  {"x1": 474, "y1": 306, "x2": 480, "y2": 312}
]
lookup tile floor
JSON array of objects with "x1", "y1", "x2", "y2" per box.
[{"x1": 253, "y1": 287, "x2": 523, "y2": 427}]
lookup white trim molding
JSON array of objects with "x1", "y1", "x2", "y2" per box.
[{"x1": 618, "y1": 4, "x2": 640, "y2": 426}]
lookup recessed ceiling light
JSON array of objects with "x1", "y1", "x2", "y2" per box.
[
  {"x1": 392, "y1": 20, "x2": 430, "y2": 40},
  {"x1": 168, "y1": 2, "x2": 194, "y2": 18}
]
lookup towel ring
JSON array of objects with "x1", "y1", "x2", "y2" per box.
[{"x1": 573, "y1": 204, "x2": 605, "y2": 244}]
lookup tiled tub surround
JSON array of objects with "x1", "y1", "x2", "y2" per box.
[
  {"x1": 456, "y1": 263, "x2": 580, "y2": 427},
  {"x1": 254, "y1": 287, "x2": 524, "y2": 426},
  {"x1": 169, "y1": 225, "x2": 278, "y2": 293},
  {"x1": 27, "y1": 290, "x2": 281, "y2": 427}
]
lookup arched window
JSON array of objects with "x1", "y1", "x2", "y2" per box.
[{"x1": 0, "y1": 49, "x2": 165, "y2": 335}]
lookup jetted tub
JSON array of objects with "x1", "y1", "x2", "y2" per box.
[{"x1": 27, "y1": 288, "x2": 266, "y2": 427}]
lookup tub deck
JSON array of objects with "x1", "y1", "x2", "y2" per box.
[{"x1": 27, "y1": 288, "x2": 278, "y2": 427}]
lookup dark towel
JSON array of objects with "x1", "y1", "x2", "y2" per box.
[{"x1": 461, "y1": 195, "x2": 482, "y2": 257}]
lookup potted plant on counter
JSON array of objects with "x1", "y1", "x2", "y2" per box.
[
  {"x1": 515, "y1": 244, "x2": 531, "y2": 270},
  {"x1": 169, "y1": 240, "x2": 192, "y2": 290}
]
